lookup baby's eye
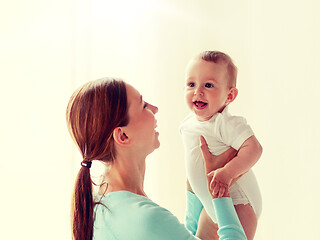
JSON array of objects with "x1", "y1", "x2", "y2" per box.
[
  {"x1": 143, "y1": 102, "x2": 148, "y2": 108},
  {"x1": 205, "y1": 83, "x2": 214, "y2": 88},
  {"x1": 187, "y1": 82, "x2": 195, "y2": 87}
]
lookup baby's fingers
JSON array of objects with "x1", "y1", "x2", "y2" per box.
[
  {"x1": 212, "y1": 182, "x2": 229, "y2": 198},
  {"x1": 218, "y1": 186, "x2": 226, "y2": 198},
  {"x1": 224, "y1": 188, "x2": 230, "y2": 197},
  {"x1": 213, "y1": 182, "x2": 221, "y2": 196},
  {"x1": 210, "y1": 180, "x2": 217, "y2": 192},
  {"x1": 211, "y1": 184, "x2": 222, "y2": 198}
]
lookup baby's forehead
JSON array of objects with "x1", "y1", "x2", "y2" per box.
[
  {"x1": 186, "y1": 56, "x2": 202, "y2": 66},
  {"x1": 187, "y1": 56, "x2": 228, "y2": 68},
  {"x1": 186, "y1": 58, "x2": 228, "y2": 75}
]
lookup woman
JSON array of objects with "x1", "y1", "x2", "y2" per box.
[{"x1": 66, "y1": 78, "x2": 246, "y2": 240}]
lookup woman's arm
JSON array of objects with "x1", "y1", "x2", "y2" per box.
[
  {"x1": 185, "y1": 142, "x2": 238, "y2": 235},
  {"x1": 212, "y1": 198, "x2": 247, "y2": 240},
  {"x1": 142, "y1": 195, "x2": 246, "y2": 240},
  {"x1": 200, "y1": 136, "x2": 238, "y2": 172},
  {"x1": 200, "y1": 136, "x2": 241, "y2": 198},
  {"x1": 185, "y1": 185, "x2": 203, "y2": 235}
]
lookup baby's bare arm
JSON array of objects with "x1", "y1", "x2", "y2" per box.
[
  {"x1": 208, "y1": 136, "x2": 262, "y2": 196},
  {"x1": 223, "y1": 135, "x2": 262, "y2": 180}
]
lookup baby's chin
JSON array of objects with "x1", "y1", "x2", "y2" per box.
[{"x1": 194, "y1": 112, "x2": 215, "y2": 122}]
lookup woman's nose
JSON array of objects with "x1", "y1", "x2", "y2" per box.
[{"x1": 149, "y1": 104, "x2": 158, "y2": 114}]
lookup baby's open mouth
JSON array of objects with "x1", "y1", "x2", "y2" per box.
[{"x1": 193, "y1": 101, "x2": 207, "y2": 109}]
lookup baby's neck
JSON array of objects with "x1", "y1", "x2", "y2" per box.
[{"x1": 195, "y1": 105, "x2": 228, "y2": 122}]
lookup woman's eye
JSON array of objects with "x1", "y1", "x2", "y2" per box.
[
  {"x1": 187, "y1": 82, "x2": 195, "y2": 87},
  {"x1": 205, "y1": 83, "x2": 214, "y2": 88},
  {"x1": 143, "y1": 102, "x2": 148, "y2": 108}
]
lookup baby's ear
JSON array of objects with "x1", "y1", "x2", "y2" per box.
[
  {"x1": 113, "y1": 127, "x2": 130, "y2": 145},
  {"x1": 226, "y1": 87, "x2": 238, "y2": 104}
]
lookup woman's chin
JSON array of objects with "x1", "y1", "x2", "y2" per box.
[
  {"x1": 154, "y1": 135, "x2": 160, "y2": 149},
  {"x1": 155, "y1": 139, "x2": 160, "y2": 149},
  {"x1": 147, "y1": 141, "x2": 160, "y2": 157}
]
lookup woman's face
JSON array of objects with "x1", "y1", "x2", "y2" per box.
[{"x1": 125, "y1": 83, "x2": 160, "y2": 155}]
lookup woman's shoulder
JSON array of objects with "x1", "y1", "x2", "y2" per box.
[
  {"x1": 95, "y1": 191, "x2": 159, "y2": 219},
  {"x1": 97, "y1": 191, "x2": 174, "y2": 223},
  {"x1": 93, "y1": 191, "x2": 158, "y2": 239}
]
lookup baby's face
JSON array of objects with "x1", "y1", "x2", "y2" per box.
[{"x1": 184, "y1": 58, "x2": 231, "y2": 121}]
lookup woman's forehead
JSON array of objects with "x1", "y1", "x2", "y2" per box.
[
  {"x1": 126, "y1": 83, "x2": 142, "y2": 109},
  {"x1": 126, "y1": 83, "x2": 140, "y2": 99}
]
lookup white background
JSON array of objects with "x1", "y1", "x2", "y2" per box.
[{"x1": 1, "y1": 0, "x2": 319, "y2": 239}]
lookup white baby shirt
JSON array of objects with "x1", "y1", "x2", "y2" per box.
[{"x1": 180, "y1": 107, "x2": 262, "y2": 222}]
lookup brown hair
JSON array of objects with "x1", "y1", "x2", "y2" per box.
[
  {"x1": 66, "y1": 78, "x2": 129, "y2": 240},
  {"x1": 199, "y1": 51, "x2": 238, "y2": 88}
]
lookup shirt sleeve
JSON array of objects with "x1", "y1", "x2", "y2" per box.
[
  {"x1": 141, "y1": 197, "x2": 246, "y2": 240},
  {"x1": 141, "y1": 202, "x2": 200, "y2": 240},
  {"x1": 213, "y1": 198, "x2": 247, "y2": 240},
  {"x1": 185, "y1": 190, "x2": 203, "y2": 235},
  {"x1": 219, "y1": 115, "x2": 254, "y2": 150}
]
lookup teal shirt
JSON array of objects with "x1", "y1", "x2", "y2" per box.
[
  {"x1": 185, "y1": 190, "x2": 203, "y2": 235},
  {"x1": 93, "y1": 191, "x2": 246, "y2": 240}
]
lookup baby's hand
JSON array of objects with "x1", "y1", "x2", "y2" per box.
[{"x1": 208, "y1": 168, "x2": 233, "y2": 198}]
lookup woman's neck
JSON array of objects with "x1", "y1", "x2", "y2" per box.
[{"x1": 100, "y1": 155, "x2": 146, "y2": 196}]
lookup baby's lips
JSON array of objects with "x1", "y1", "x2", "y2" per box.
[
  {"x1": 193, "y1": 98, "x2": 207, "y2": 103},
  {"x1": 194, "y1": 101, "x2": 207, "y2": 108}
]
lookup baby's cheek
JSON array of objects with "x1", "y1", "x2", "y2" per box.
[{"x1": 185, "y1": 94, "x2": 192, "y2": 104}]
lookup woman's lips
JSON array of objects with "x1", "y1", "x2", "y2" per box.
[
  {"x1": 193, "y1": 101, "x2": 207, "y2": 110},
  {"x1": 154, "y1": 124, "x2": 159, "y2": 135}
]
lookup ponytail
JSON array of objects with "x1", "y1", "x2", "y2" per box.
[
  {"x1": 67, "y1": 78, "x2": 129, "y2": 239},
  {"x1": 72, "y1": 167, "x2": 94, "y2": 240}
]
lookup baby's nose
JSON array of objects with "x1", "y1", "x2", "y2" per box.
[{"x1": 194, "y1": 86, "x2": 203, "y2": 95}]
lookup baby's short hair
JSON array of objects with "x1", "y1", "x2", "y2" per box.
[{"x1": 198, "y1": 51, "x2": 237, "y2": 88}]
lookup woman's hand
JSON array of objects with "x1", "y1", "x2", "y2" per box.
[{"x1": 200, "y1": 136, "x2": 237, "y2": 199}]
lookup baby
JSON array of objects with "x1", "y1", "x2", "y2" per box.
[{"x1": 180, "y1": 51, "x2": 262, "y2": 240}]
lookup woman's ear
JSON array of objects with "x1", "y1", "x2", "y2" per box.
[
  {"x1": 113, "y1": 127, "x2": 130, "y2": 145},
  {"x1": 226, "y1": 87, "x2": 238, "y2": 104}
]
